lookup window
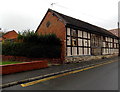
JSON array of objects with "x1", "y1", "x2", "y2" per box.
[
  {"x1": 103, "y1": 42, "x2": 105, "y2": 47},
  {"x1": 46, "y1": 21, "x2": 51, "y2": 28},
  {"x1": 83, "y1": 39, "x2": 87, "y2": 46},
  {"x1": 106, "y1": 42, "x2": 108, "y2": 48},
  {"x1": 67, "y1": 28, "x2": 70, "y2": 35},
  {"x1": 83, "y1": 31, "x2": 87, "y2": 38},
  {"x1": 105, "y1": 37, "x2": 108, "y2": 41},
  {"x1": 88, "y1": 33, "x2": 90, "y2": 39},
  {"x1": 71, "y1": 29, "x2": 77, "y2": 37},
  {"x1": 78, "y1": 30, "x2": 82, "y2": 37},
  {"x1": 72, "y1": 38, "x2": 77, "y2": 46},
  {"x1": 84, "y1": 48, "x2": 88, "y2": 55},
  {"x1": 78, "y1": 38, "x2": 82, "y2": 46},
  {"x1": 79, "y1": 47, "x2": 83, "y2": 55},
  {"x1": 116, "y1": 43, "x2": 119, "y2": 48},
  {"x1": 88, "y1": 40, "x2": 90, "y2": 47},
  {"x1": 108, "y1": 43, "x2": 111, "y2": 48},
  {"x1": 114, "y1": 43, "x2": 116, "y2": 48},
  {"x1": 67, "y1": 47, "x2": 71, "y2": 56},
  {"x1": 103, "y1": 36, "x2": 105, "y2": 41},
  {"x1": 67, "y1": 37, "x2": 71, "y2": 45},
  {"x1": 88, "y1": 48, "x2": 91, "y2": 55},
  {"x1": 72, "y1": 47, "x2": 77, "y2": 55}
]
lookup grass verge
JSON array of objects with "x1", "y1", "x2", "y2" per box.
[{"x1": 0, "y1": 61, "x2": 26, "y2": 65}]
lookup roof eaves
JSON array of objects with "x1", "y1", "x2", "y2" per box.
[
  {"x1": 66, "y1": 23, "x2": 118, "y2": 38},
  {"x1": 35, "y1": 9, "x2": 67, "y2": 33},
  {"x1": 48, "y1": 9, "x2": 68, "y2": 25},
  {"x1": 35, "y1": 9, "x2": 50, "y2": 33}
]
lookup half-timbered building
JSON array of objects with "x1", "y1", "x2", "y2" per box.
[{"x1": 36, "y1": 9, "x2": 119, "y2": 63}]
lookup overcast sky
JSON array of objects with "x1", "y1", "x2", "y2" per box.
[{"x1": 0, "y1": 0, "x2": 119, "y2": 32}]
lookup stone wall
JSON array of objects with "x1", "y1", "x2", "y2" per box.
[{"x1": 64, "y1": 54, "x2": 118, "y2": 64}]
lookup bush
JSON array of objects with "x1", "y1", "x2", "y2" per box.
[
  {"x1": 18, "y1": 30, "x2": 61, "y2": 45},
  {"x1": 2, "y1": 42, "x2": 61, "y2": 58},
  {"x1": 26, "y1": 44, "x2": 61, "y2": 58},
  {"x1": 2, "y1": 32, "x2": 62, "y2": 58}
]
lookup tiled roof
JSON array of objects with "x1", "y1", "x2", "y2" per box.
[
  {"x1": 2, "y1": 30, "x2": 18, "y2": 39},
  {"x1": 109, "y1": 29, "x2": 118, "y2": 37},
  {"x1": 48, "y1": 9, "x2": 118, "y2": 38}
]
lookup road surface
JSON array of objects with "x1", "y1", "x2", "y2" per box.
[{"x1": 2, "y1": 58, "x2": 119, "y2": 90}]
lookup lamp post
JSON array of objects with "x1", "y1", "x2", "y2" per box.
[{"x1": 118, "y1": 22, "x2": 120, "y2": 56}]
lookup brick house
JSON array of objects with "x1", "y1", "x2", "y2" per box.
[
  {"x1": 0, "y1": 30, "x2": 18, "y2": 42},
  {"x1": 36, "y1": 9, "x2": 119, "y2": 63},
  {"x1": 109, "y1": 29, "x2": 118, "y2": 37}
]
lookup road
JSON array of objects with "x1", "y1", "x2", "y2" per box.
[{"x1": 2, "y1": 57, "x2": 119, "y2": 90}]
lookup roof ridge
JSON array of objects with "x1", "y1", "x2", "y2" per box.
[
  {"x1": 48, "y1": 8, "x2": 108, "y2": 30},
  {"x1": 3, "y1": 30, "x2": 17, "y2": 36},
  {"x1": 48, "y1": 8, "x2": 117, "y2": 38}
]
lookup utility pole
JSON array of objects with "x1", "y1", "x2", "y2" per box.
[{"x1": 118, "y1": 22, "x2": 120, "y2": 56}]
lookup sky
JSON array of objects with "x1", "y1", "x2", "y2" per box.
[{"x1": 0, "y1": 0, "x2": 120, "y2": 32}]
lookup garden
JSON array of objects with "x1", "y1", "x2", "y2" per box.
[{"x1": 1, "y1": 30, "x2": 62, "y2": 74}]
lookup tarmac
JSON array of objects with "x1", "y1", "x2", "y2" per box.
[{"x1": 1, "y1": 56, "x2": 119, "y2": 89}]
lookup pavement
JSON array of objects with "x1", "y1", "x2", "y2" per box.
[{"x1": 1, "y1": 56, "x2": 119, "y2": 89}]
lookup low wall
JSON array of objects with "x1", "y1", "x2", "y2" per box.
[
  {"x1": 1, "y1": 55, "x2": 62, "y2": 64},
  {"x1": 64, "y1": 54, "x2": 118, "y2": 63},
  {"x1": 1, "y1": 55, "x2": 44, "y2": 62},
  {"x1": 0, "y1": 61, "x2": 48, "y2": 75}
]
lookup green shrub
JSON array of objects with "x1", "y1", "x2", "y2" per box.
[
  {"x1": 2, "y1": 31, "x2": 61, "y2": 58},
  {"x1": 18, "y1": 30, "x2": 61, "y2": 45}
]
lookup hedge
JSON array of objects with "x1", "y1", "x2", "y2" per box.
[
  {"x1": 17, "y1": 31, "x2": 61, "y2": 45},
  {"x1": 2, "y1": 33, "x2": 62, "y2": 58}
]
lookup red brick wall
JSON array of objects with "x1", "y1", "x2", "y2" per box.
[
  {"x1": 36, "y1": 11, "x2": 66, "y2": 62},
  {"x1": 2, "y1": 55, "x2": 40, "y2": 62},
  {"x1": 0, "y1": 61, "x2": 48, "y2": 75},
  {"x1": 2, "y1": 55, "x2": 62, "y2": 64}
]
